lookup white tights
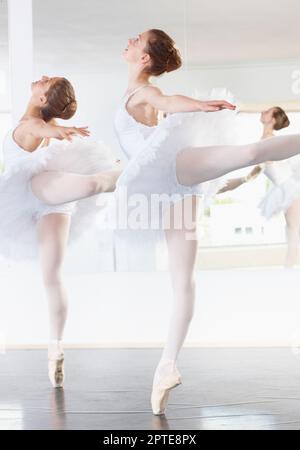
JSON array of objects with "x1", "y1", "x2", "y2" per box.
[
  {"x1": 31, "y1": 170, "x2": 120, "y2": 347},
  {"x1": 31, "y1": 170, "x2": 121, "y2": 205},
  {"x1": 36, "y1": 213, "x2": 71, "y2": 344},
  {"x1": 154, "y1": 133, "x2": 300, "y2": 381},
  {"x1": 30, "y1": 134, "x2": 300, "y2": 375},
  {"x1": 30, "y1": 135, "x2": 300, "y2": 206},
  {"x1": 176, "y1": 134, "x2": 300, "y2": 186},
  {"x1": 154, "y1": 197, "x2": 198, "y2": 383}
]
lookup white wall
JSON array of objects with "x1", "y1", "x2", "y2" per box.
[{"x1": 1, "y1": 265, "x2": 300, "y2": 349}]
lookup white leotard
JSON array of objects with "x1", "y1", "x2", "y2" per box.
[{"x1": 111, "y1": 85, "x2": 236, "y2": 242}]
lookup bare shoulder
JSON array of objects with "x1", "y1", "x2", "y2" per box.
[
  {"x1": 142, "y1": 85, "x2": 163, "y2": 98},
  {"x1": 12, "y1": 118, "x2": 48, "y2": 151},
  {"x1": 130, "y1": 86, "x2": 163, "y2": 108},
  {"x1": 15, "y1": 118, "x2": 47, "y2": 140}
]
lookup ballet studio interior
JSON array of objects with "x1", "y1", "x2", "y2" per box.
[{"x1": 1, "y1": 0, "x2": 300, "y2": 434}]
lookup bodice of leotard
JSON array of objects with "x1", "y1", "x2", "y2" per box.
[
  {"x1": 113, "y1": 85, "x2": 157, "y2": 160},
  {"x1": 2, "y1": 129, "x2": 46, "y2": 172},
  {"x1": 2, "y1": 130, "x2": 31, "y2": 171},
  {"x1": 262, "y1": 161, "x2": 292, "y2": 186}
]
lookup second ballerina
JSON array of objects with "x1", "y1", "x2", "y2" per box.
[{"x1": 111, "y1": 28, "x2": 300, "y2": 416}]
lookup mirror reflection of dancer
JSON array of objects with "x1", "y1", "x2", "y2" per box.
[
  {"x1": 114, "y1": 29, "x2": 300, "y2": 415},
  {"x1": 0, "y1": 76, "x2": 121, "y2": 388},
  {"x1": 221, "y1": 107, "x2": 300, "y2": 268}
]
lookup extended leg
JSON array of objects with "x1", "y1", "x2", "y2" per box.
[
  {"x1": 31, "y1": 169, "x2": 121, "y2": 205},
  {"x1": 177, "y1": 134, "x2": 300, "y2": 186}
]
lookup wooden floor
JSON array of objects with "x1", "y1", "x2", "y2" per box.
[{"x1": 1, "y1": 348, "x2": 300, "y2": 430}]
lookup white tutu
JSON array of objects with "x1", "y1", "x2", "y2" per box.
[
  {"x1": 109, "y1": 87, "x2": 237, "y2": 243},
  {"x1": 258, "y1": 160, "x2": 300, "y2": 219},
  {"x1": 0, "y1": 132, "x2": 118, "y2": 261},
  {"x1": 259, "y1": 179, "x2": 300, "y2": 219},
  {"x1": 288, "y1": 154, "x2": 300, "y2": 179}
]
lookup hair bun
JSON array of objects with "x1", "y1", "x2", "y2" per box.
[
  {"x1": 166, "y1": 46, "x2": 182, "y2": 73},
  {"x1": 273, "y1": 106, "x2": 290, "y2": 131},
  {"x1": 41, "y1": 77, "x2": 77, "y2": 122},
  {"x1": 145, "y1": 29, "x2": 183, "y2": 76},
  {"x1": 60, "y1": 99, "x2": 77, "y2": 120}
]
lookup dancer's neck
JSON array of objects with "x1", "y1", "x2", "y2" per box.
[
  {"x1": 127, "y1": 65, "x2": 152, "y2": 94},
  {"x1": 262, "y1": 124, "x2": 274, "y2": 140},
  {"x1": 20, "y1": 102, "x2": 42, "y2": 122}
]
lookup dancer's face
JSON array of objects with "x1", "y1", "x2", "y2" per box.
[
  {"x1": 123, "y1": 31, "x2": 151, "y2": 68},
  {"x1": 31, "y1": 76, "x2": 60, "y2": 107},
  {"x1": 260, "y1": 107, "x2": 276, "y2": 126}
]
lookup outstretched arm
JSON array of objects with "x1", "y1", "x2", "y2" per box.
[
  {"x1": 218, "y1": 177, "x2": 247, "y2": 194},
  {"x1": 142, "y1": 86, "x2": 236, "y2": 113},
  {"x1": 24, "y1": 118, "x2": 90, "y2": 141},
  {"x1": 218, "y1": 165, "x2": 263, "y2": 194}
]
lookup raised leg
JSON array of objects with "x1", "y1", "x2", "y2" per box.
[
  {"x1": 176, "y1": 134, "x2": 300, "y2": 186},
  {"x1": 31, "y1": 170, "x2": 121, "y2": 205}
]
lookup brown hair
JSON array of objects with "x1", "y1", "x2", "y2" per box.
[
  {"x1": 144, "y1": 29, "x2": 182, "y2": 76},
  {"x1": 272, "y1": 106, "x2": 290, "y2": 131},
  {"x1": 41, "y1": 77, "x2": 77, "y2": 122}
]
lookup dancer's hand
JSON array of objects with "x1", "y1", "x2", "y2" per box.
[
  {"x1": 244, "y1": 165, "x2": 263, "y2": 182},
  {"x1": 199, "y1": 100, "x2": 236, "y2": 112},
  {"x1": 56, "y1": 126, "x2": 90, "y2": 141}
]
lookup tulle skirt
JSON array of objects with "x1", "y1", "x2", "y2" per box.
[
  {"x1": 0, "y1": 138, "x2": 118, "y2": 261},
  {"x1": 109, "y1": 103, "x2": 237, "y2": 244},
  {"x1": 259, "y1": 178, "x2": 300, "y2": 219}
]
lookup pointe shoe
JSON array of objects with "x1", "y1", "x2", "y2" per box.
[
  {"x1": 48, "y1": 341, "x2": 64, "y2": 388},
  {"x1": 151, "y1": 367, "x2": 182, "y2": 415},
  {"x1": 48, "y1": 356, "x2": 64, "y2": 388}
]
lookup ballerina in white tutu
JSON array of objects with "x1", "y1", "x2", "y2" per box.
[
  {"x1": 221, "y1": 106, "x2": 300, "y2": 268},
  {"x1": 0, "y1": 75, "x2": 121, "y2": 388},
  {"x1": 112, "y1": 28, "x2": 300, "y2": 415}
]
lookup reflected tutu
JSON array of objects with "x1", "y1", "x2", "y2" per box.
[
  {"x1": 259, "y1": 178, "x2": 300, "y2": 218},
  {"x1": 258, "y1": 160, "x2": 300, "y2": 219}
]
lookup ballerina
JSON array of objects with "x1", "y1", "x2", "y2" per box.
[
  {"x1": 111, "y1": 28, "x2": 300, "y2": 415},
  {"x1": 0, "y1": 75, "x2": 121, "y2": 388},
  {"x1": 220, "y1": 106, "x2": 300, "y2": 268}
]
